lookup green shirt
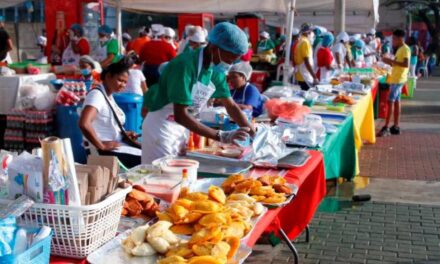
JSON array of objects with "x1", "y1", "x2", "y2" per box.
[
  {"x1": 145, "y1": 49, "x2": 231, "y2": 112},
  {"x1": 257, "y1": 39, "x2": 275, "y2": 52},
  {"x1": 106, "y1": 39, "x2": 119, "y2": 63}
]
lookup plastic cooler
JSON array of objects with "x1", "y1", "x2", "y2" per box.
[
  {"x1": 56, "y1": 104, "x2": 87, "y2": 164},
  {"x1": 113, "y1": 93, "x2": 143, "y2": 135}
]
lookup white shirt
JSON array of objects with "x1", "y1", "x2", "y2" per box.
[
  {"x1": 124, "y1": 69, "x2": 146, "y2": 95},
  {"x1": 83, "y1": 86, "x2": 126, "y2": 142},
  {"x1": 364, "y1": 45, "x2": 376, "y2": 66},
  {"x1": 332, "y1": 43, "x2": 346, "y2": 67}
]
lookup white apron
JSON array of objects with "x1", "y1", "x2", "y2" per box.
[
  {"x1": 142, "y1": 49, "x2": 215, "y2": 164},
  {"x1": 94, "y1": 41, "x2": 109, "y2": 62},
  {"x1": 62, "y1": 43, "x2": 80, "y2": 66}
]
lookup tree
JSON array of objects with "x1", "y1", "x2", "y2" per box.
[{"x1": 383, "y1": 0, "x2": 440, "y2": 58}]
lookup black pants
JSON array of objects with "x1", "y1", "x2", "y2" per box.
[
  {"x1": 98, "y1": 150, "x2": 141, "y2": 169},
  {"x1": 143, "y1": 64, "x2": 160, "y2": 87},
  {"x1": 298, "y1": 81, "x2": 311, "y2": 91}
]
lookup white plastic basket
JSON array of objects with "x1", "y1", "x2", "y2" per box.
[{"x1": 0, "y1": 186, "x2": 131, "y2": 259}]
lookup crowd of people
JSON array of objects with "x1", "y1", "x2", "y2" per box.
[{"x1": 0, "y1": 16, "x2": 437, "y2": 167}]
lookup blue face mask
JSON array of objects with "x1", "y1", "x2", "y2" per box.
[
  {"x1": 211, "y1": 48, "x2": 232, "y2": 74},
  {"x1": 80, "y1": 69, "x2": 91, "y2": 76}
]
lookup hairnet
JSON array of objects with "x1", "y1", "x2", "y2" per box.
[
  {"x1": 260, "y1": 31, "x2": 270, "y2": 39},
  {"x1": 98, "y1": 25, "x2": 112, "y2": 35},
  {"x1": 336, "y1": 32, "x2": 349, "y2": 43},
  {"x1": 138, "y1": 26, "x2": 146, "y2": 34},
  {"x1": 208, "y1": 22, "x2": 248, "y2": 55},
  {"x1": 369, "y1": 28, "x2": 376, "y2": 35},
  {"x1": 189, "y1": 31, "x2": 206, "y2": 43},
  {"x1": 80, "y1": 55, "x2": 101, "y2": 72},
  {"x1": 354, "y1": 39, "x2": 365, "y2": 49},
  {"x1": 300, "y1": 23, "x2": 313, "y2": 33},
  {"x1": 70, "y1": 24, "x2": 84, "y2": 36},
  {"x1": 229, "y1": 62, "x2": 253, "y2": 80},
  {"x1": 122, "y1": 33, "x2": 132, "y2": 40},
  {"x1": 292, "y1": 28, "x2": 300, "y2": 36},
  {"x1": 37, "y1": 36, "x2": 47, "y2": 46},
  {"x1": 313, "y1": 27, "x2": 322, "y2": 37},
  {"x1": 163, "y1": 27, "x2": 175, "y2": 38},
  {"x1": 321, "y1": 32, "x2": 334, "y2": 48}
]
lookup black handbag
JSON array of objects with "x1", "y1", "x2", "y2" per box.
[{"x1": 94, "y1": 88, "x2": 142, "y2": 149}]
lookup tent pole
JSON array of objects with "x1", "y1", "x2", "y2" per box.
[
  {"x1": 282, "y1": 0, "x2": 296, "y2": 85},
  {"x1": 116, "y1": 0, "x2": 122, "y2": 54},
  {"x1": 334, "y1": 0, "x2": 345, "y2": 33}
]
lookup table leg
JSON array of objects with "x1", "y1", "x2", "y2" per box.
[
  {"x1": 278, "y1": 228, "x2": 299, "y2": 264},
  {"x1": 305, "y1": 225, "x2": 310, "y2": 243}
]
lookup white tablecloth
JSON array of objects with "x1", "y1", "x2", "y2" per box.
[{"x1": 0, "y1": 73, "x2": 56, "y2": 114}]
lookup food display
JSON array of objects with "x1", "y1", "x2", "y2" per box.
[
  {"x1": 333, "y1": 95, "x2": 356, "y2": 105},
  {"x1": 221, "y1": 174, "x2": 293, "y2": 205},
  {"x1": 121, "y1": 185, "x2": 160, "y2": 219}
]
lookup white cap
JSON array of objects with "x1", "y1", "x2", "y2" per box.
[
  {"x1": 163, "y1": 27, "x2": 175, "y2": 38},
  {"x1": 349, "y1": 36, "x2": 356, "y2": 42},
  {"x1": 292, "y1": 28, "x2": 300, "y2": 36},
  {"x1": 336, "y1": 32, "x2": 349, "y2": 43},
  {"x1": 151, "y1": 24, "x2": 165, "y2": 37},
  {"x1": 37, "y1": 36, "x2": 47, "y2": 46},
  {"x1": 138, "y1": 26, "x2": 146, "y2": 34},
  {"x1": 353, "y1": 34, "x2": 362, "y2": 40},
  {"x1": 229, "y1": 62, "x2": 253, "y2": 81},
  {"x1": 185, "y1": 24, "x2": 195, "y2": 35},
  {"x1": 369, "y1": 28, "x2": 376, "y2": 35},
  {"x1": 122, "y1": 33, "x2": 132, "y2": 40},
  {"x1": 189, "y1": 30, "x2": 206, "y2": 43},
  {"x1": 260, "y1": 31, "x2": 270, "y2": 39}
]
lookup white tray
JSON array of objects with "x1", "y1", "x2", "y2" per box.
[{"x1": 87, "y1": 230, "x2": 252, "y2": 264}]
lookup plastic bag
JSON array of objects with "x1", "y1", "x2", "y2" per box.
[
  {"x1": 249, "y1": 124, "x2": 287, "y2": 167},
  {"x1": 8, "y1": 152, "x2": 44, "y2": 202},
  {"x1": 265, "y1": 98, "x2": 311, "y2": 122}
]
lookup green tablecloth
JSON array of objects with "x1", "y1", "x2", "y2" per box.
[{"x1": 317, "y1": 114, "x2": 357, "y2": 181}]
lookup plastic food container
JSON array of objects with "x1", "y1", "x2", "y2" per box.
[
  {"x1": 0, "y1": 230, "x2": 52, "y2": 264},
  {"x1": 139, "y1": 174, "x2": 182, "y2": 204},
  {"x1": 152, "y1": 157, "x2": 199, "y2": 183}
]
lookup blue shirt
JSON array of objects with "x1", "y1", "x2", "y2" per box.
[{"x1": 230, "y1": 83, "x2": 264, "y2": 117}]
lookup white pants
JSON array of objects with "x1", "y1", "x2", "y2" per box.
[
  {"x1": 409, "y1": 64, "x2": 416, "y2": 77},
  {"x1": 141, "y1": 104, "x2": 189, "y2": 164}
]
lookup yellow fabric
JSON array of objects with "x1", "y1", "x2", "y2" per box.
[
  {"x1": 389, "y1": 44, "x2": 410, "y2": 84},
  {"x1": 351, "y1": 90, "x2": 376, "y2": 175},
  {"x1": 294, "y1": 36, "x2": 312, "y2": 82}
]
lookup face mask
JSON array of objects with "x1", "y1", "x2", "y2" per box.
[
  {"x1": 308, "y1": 32, "x2": 315, "y2": 43},
  {"x1": 211, "y1": 48, "x2": 231, "y2": 74},
  {"x1": 99, "y1": 36, "x2": 108, "y2": 44},
  {"x1": 80, "y1": 69, "x2": 91, "y2": 76}
]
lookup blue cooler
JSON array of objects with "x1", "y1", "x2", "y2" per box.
[
  {"x1": 113, "y1": 93, "x2": 143, "y2": 135},
  {"x1": 56, "y1": 104, "x2": 87, "y2": 164}
]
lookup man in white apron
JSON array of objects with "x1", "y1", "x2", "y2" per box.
[
  {"x1": 141, "y1": 22, "x2": 255, "y2": 164},
  {"x1": 293, "y1": 23, "x2": 319, "y2": 91}
]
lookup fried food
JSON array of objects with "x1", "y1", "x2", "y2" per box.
[{"x1": 208, "y1": 185, "x2": 226, "y2": 204}]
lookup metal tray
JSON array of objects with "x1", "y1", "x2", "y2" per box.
[
  {"x1": 181, "y1": 154, "x2": 253, "y2": 178},
  {"x1": 277, "y1": 150, "x2": 312, "y2": 169},
  {"x1": 87, "y1": 230, "x2": 252, "y2": 264}
]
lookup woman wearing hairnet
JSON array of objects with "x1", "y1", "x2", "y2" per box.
[
  {"x1": 227, "y1": 62, "x2": 265, "y2": 117},
  {"x1": 94, "y1": 25, "x2": 119, "y2": 68},
  {"x1": 316, "y1": 32, "x2": 335, "y2": 83},
  {"x1": 141, "y1": 22, "x2": 255, "y2": 164},
  {"x1": 352, "y1": 39, "x2": 365, "y2": 68},
  {"x1": 62, "y1": 24, "x2": 90, "y2": 66}
]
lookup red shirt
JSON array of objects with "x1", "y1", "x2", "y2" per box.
[
  {"x1": 317, "y1": 47, "x2": 333, "y2": 67},
  {"x1": 139, "y1": 40, "x2": 177, "y2": 66},
  {"x1": 128, "y1": 36, "x2": 151, "y2": 55},
  {"x1": 76, "y1": 38, "x2": 90, "y2": 56}
]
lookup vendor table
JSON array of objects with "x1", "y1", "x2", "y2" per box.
[
  {"x1": 371, "y1": 79, "x2": 379, "y2": 119},
  {"x1": 246, "y1": 151, "x2": 326, "y2": 263},
  {"x1": 0, "y1": 73, "x2": 56, "y2": 114},
  {"x1": 351, "y1": 90, "x2": 376, "y2": 152}
]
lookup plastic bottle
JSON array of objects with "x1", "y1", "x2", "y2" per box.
[
  {"x1": 13, "y1": 228, "x2": 27, "y2": 255},
  {"x1": 179, "y1": 169, "x2": 190, "y2": 198}
]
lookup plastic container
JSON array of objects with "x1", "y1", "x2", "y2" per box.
[
  {"x1": 113, "y1": 93, "x2": 143, "y2": 135},
  {"x1": 152, "y1": 157, "x2": 199, "y2": 183},
  {"x1": 140, "y1": 174, "x2": 182, "y2": 204},
  {"x1": 0, "y1": 186, "x2": 131, "y2": 259},
  {"x1": 0, "y1": 231, "x2": 52, "y2": 264},
  {"x1": 402, "y1": 77, "x2": 416, "y2": 99},
  {"x1": 56, "y1": 104, "x2": 87, "y2": 164}
]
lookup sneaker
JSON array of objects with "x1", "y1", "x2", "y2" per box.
[
  {"x1": 390, "y1": 126, "x2": 401, "y2": 135},
  {"x1": 377, "y1": 126, "x2": 390, "y2": 137}
]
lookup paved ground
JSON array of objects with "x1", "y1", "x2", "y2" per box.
[{"x1": 247, "y1": 76, "x2": 440, "y2": 263}]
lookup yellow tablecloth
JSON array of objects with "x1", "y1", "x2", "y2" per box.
[
  {"x1": 351, "y1": 90, "x2": 376, "y2": 151},
  {"x1": 350, "y1": 90, "x2": 376, "y2": 175}
]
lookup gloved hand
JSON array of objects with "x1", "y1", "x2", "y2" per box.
[{"x1": 218, "y1": 127, "x2": 251, "y2": 145}]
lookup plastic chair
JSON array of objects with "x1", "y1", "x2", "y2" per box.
[{"x1": 418, "y1": 56, "x2": 430, "y2": 78}]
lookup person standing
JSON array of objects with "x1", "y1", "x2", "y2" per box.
[
  {"x1": 36, "y1": 36, "x2": 48, "y2": 64},
  {"x1": 293, "y1": 23, "x2": 319, "y2": 90},
  {"x1": 408, "y1": 36, "x2": 419, "y2": 77},
  {"x1": 333, "y1": 32, "x2": 349, "y2": 69},
  {"x1": 377, "y1": 29, "x2": 410, "y2": 137},
  {"x1": 94, "y1": 25, "x2": 119, "y2": 68},
  {"x1": 257, "y1": 31, "x2": 275, "y2": 54},
  {"x1": 139, "y1": 29, "x2": 176, "y2": 87},
  {"x1": 364, "y1": 33, "x2": 377, "y2": 67},
  {"x1": 316, "y1": 32, "x2": 335, "y2": 83},
  {"x1": 62, "y1": 24, "x2": 90, "y2": 66},
  {"x1": 352, "y1": 39, "x2": 365, "y2": 68},
  {"x1": 141, "y1": 22, "x2": 254, "y2": 164},
  {"x1": 0, "y1": 16, "x2": 13, "y2": 64},
  {"x1": 124, "y1": 52, "x2": 147, "y2": 95},
  {"x1": 127, "y1": 27, "x2": 151, "y2": 55}
]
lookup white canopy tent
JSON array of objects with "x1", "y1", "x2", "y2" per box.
[
  {"x1": 0, "y1": 0, "x2": 27, "y2": 9},
  {"x1": 105, "y1": 0, "x2": 379, "y2": 84}
]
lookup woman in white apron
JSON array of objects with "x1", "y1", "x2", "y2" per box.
[{"x1": 141, "y1": 22, "x2": 255, "y2": 164}]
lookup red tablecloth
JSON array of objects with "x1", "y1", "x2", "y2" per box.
[
  {"x1": 247, "y1": 150, "x2": 327, "y2": 247},
  {"x1": 50, "y1": 256, "x2": 87, "y2": 264},
  {"x1": 371, "y1": 79, "x2": 378, "y2": 100}
]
